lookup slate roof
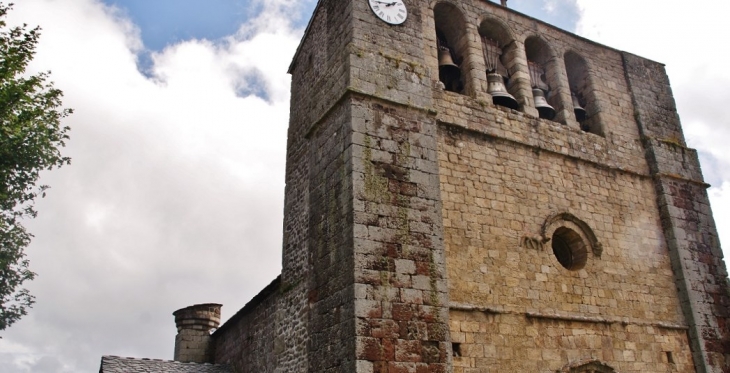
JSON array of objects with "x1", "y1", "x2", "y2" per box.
[{"x1": 99, "y1": 356, "x2": 232, "y2": 373}]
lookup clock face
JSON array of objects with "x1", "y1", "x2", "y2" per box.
[{"x1": 368, "y1": 0, "x2": 408, "y2": 25}]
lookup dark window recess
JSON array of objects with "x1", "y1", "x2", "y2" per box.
[
  {"x1": 437, "y1": 30, "x2": 462, "y2": 93},
  {"x1": 551, "y1": 227, "x2": 588, "y2": 271},
  {"x1": 433, "y1": 3, "x2": 469, "y2": 95},
  {"x1": 452, "y1": 343, "x2": 461, "y2": 357},
  {"x1": 525, "y1": 36, "x2": 560, "y2": 122},
  {"x1": 565, "y1": 51, "x2": 602, "y2": 135}
]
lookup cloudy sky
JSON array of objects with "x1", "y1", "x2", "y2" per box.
[{"x1": 1, "y1": 0, "x2": 729, "y2": 372}]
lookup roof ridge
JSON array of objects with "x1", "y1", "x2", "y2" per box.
[{"x1": 101, "y1": 355, "x2": 225, "y2": 366}]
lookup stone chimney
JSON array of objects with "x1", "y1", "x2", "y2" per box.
[
  {"x1": 501, "y1": 0, "x2": 508, "y2": 6},
  {"x1": 172, "y1": 303, "x2": 222, "y2": 363}
]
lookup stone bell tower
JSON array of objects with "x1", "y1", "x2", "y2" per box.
[
  {"x1": 279, "y1": 0, "x2": 730, "y2": 372},
  {"x1": 170, "y1": 1, "x2": 730, "y2": 373}
]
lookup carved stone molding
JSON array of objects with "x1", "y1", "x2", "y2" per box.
[
  {"x1": 540, "y1": 212, "x2": 602, "y2": 258},
  {"x1": 558, "y1": 359, "x2": 616, "y2": 373}
]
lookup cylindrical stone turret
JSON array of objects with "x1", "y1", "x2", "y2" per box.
[{"x1": 172, "y1": 303, "x2": 222, "y2": 363}]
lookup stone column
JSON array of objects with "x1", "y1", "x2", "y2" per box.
[
  {"x1": 503, "y1": 41, "x2": 539, "y2": 117},
  {"x1": 546, "y1": 54, "x2": 576, "y2": 127}
]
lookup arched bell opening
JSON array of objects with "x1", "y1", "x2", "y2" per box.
[
  {"x1": 478, "y1": 18, "x2": 519, "y2": 110},
  {"x1": 525, "y1": 36, "x2": 561, "y2": 122},
  {"x1": 565, "y1": 51, "x2": 602, "y2": 135},
  {"x1": 434, "y1": 2, "x2": 470, "y2": 95}
]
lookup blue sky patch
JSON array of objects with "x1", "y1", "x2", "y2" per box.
[
  {"x1": 235, "y1": 69, "x2": 271, "y2": 101},
  {"x1": 104, "y1": 0, "x2": 317, "y2": 51},
  {"x1": 104, "y1": 0, "x2": 257, "y2": 50}
]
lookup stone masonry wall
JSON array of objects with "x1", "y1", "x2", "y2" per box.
[
  {"x1": 273, "y1": 286, "x2": 308, "y2": 373},
  {"x1": 280, "y1": 0, "x2": 356, "y2": 371},
  {"x1": 212, "y1": 279, "x2": 280, "y2": 373},
  {"x1": 351, "y1": 96, "x2": 451, "y2": 373},
  {"x1": 450, "y1": 311, "x2": 693, "y2": 373},
  {"x1": 298, "y1": 1, "x2": 458, "y2": 373},
  {"x1": 285, "y1": 0, "x2": 353, "y2": 285},
  {"x1": 307, "y1": 100, "x2": 356, "y2": 373},
  {"x1": 347, "y1": 0, "x2": 460, "y2": 369},
  {"x1": 438, "y1": 124, "x2": 688, "y2": 372},
  {"x1": 624, "y1": 52, "x2": 730, "y2": 373},
  {"x1": 438, "y1": 125, "x2": 683, "y2": 322},
  {"x1": 349, "y1": 0, "x2": 433, "y2": 110}
]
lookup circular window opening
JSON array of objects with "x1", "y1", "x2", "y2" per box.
[{"x1": 551, "y1": 227, "x2": 588, "y2": 270}]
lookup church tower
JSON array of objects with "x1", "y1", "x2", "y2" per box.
[
  {"x1": 155, "y1": 1, "x2": 730, "y2": 373},
  {"x1": 276, "y1": 0, "x2": 730, "y2": 372}
]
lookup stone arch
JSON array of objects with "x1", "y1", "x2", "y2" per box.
[
  {"x1": 565, "y1": 50, "x2": 602, "y2": 135},
  {"x1": 433, "y1": 1, "x2": 472, "y2": 95},
  {"x1": 525, "y1": 35, "x2": 563, "y2": 121},
  {"x1": 477, "y1": 15, "x2": 514, "y2": 47},
  {"x1": 524, "y1": 35, "x2": 556, "y2": 64}
]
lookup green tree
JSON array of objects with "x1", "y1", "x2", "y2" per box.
[{"x1": 0, "y1": 3, "x2": 71, "y2": 331}]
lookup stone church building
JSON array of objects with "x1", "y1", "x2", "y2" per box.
[{"x1": 100, "y1": 0, "x2": 730, "y2": 372}]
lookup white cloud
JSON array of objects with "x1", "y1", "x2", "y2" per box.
[
  {"x1": 3, "y1": 0, "x2": 304, "y2": 371},
  {"x1": 542, "y1": 0, "x2": 560, "y2": 14}
]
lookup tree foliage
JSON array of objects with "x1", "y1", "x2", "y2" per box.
[{"x1": 0, "y1": 3, "x2": 71, "y2": 331}]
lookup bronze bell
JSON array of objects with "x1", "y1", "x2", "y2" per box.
[
  {"x1": 572, "y1": 92, "x2": 586, "y2": 122},
  {"x1": 438, "y1": 47, "x2": 458, "y2": 69},
  {"x1": 532, "y1": 88, "x2": 555, "y2": 120},
  {"x1": 438, "y1": 47, "x2": 461, "y2": 92},
  {"x1": 487, "y1": 72, "x2": 519, "y2": 110}
]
